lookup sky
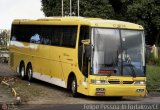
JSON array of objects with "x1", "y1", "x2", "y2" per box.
[{"x1": 0, "y1": 0, "x2": 44, "y2": 29}]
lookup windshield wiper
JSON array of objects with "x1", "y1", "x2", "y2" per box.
[
  {"x1": 123, "y1": 62, "x2": 136, "y2": 77},
  {"x1": 123, "y1": 52, "x2": 136, "y2": 77}
]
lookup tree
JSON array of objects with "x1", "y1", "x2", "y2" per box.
[
  {"x1": 41, "y1": 0, "x2": 61, "y2": 16},
  {"x1": 0, "y1": 30, "x2": 10, "y2": 50},
  {"x1": 41, "y1": 0, "x2": 115, "y2": 18},
  {"x1": 109, "y1": 0, "x2": 133, "y2": 20},
  {"x1": 125, "y1": 0, "x2": 160, "y2": 45},
  {"x1": 41, "y1": 0, "x2": 160, "y2": 45}
]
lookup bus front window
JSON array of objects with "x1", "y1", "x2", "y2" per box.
[{"x1": 91, "y1": 28, "x2": 145, "y2": 77}]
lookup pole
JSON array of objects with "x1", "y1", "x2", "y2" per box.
[
  {"x1": 78, "y1": 0, "x2": 79, "y2": 16},
  {"x1": 70, "y1": 0, "x2": 72, "y2": 16},
  {"x1": 62, "y1": 0, "x2": 64, "y2": 16}
]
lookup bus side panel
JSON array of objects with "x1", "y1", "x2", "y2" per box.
[
  {"x1": 10, "y1": 41, "x2": 31, "y2": 73},
  {"x1": 59, "y1": 48, "x2": 75, "y2": 88},
  {"x1": 33, "y1": 45, "x2": 50, "y2": 76},
  {"x1": 60, "y1": 48, "x2": 89, "y2": 95},
  {"x1": 49, "y1": 46, "x2": 64, "y2": 80}
]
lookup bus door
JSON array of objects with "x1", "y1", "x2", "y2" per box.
[{"x1": 77, "y1": 26, "x2": 90, "y2": 95}]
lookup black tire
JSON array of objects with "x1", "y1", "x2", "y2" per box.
[
  {"x1": 26, "y1": 64, "x2": 33, "y2": 82},
  {"x1": 19, "y1": 63, "x2": 25, "y2": 80},
  {"x1": 70, "y1": 76, "x2": 78, "y2": 97}
]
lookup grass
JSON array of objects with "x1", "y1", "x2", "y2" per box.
[{"x1": 147, "y1": 65, "x2": 160, "y2": 91}]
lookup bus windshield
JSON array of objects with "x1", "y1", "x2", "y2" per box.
[{"x1": 91, "y1": 28, "x2": 145, "y2": 77}]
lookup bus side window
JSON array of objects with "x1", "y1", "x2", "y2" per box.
[
  {"x1": 61, "y1": 26, "x2": 77, "y2": 48},
  {"x1": 11, "y1": 25, "x2": 17, "y2": 41},
  {"x1": 11, "y1": 25, "x2": 31, "y2": 43},
  {"x1": 51, "y1": 26, "x2": 61, "y2": 46},
  {"x1": 78, "y1": 26, "x2": 90, "y2": 77},
  {"x1": 79, "y1": 26, "x2": 89, "y2": 46}
]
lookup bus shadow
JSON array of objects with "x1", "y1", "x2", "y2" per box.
[
  {"x1": 24, "y1": 77, "x2": 144, "y2": 102},
  {"x1": 83, "y1": 96, "x2": 144, "y2": 102}
]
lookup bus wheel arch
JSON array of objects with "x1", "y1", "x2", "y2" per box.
[
  {"x1": 67, "y1": 72, "x2": 78, "y2": 97},
  {"x1": 26, "y1": 62, "x2": 33, "y2": 82},
  {"x1": 19, "y1": 60, "x2": 25, "y2": 79}
]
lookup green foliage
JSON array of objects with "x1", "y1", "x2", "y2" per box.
[
  {"x1": 125, "y1": 0, "x2": 160, "y2": 45},
  {"x1": 41, "y1": 0, "x2": 61, "y2": 16},
  {"x1": 80, "y1": 0, "x2": 115, "y2": 18},
  {"x1": 147, "y1": 53, "x2": 160, "y2": 66},
  {"x1": 41, "y1": 0, "x2": 115, "y2": 18},
  {"x1": 147, "y1": 65, "x2": 160, "y2": 91},
  {"x1": 0, "y1": 31, "x2": 8, "y2": 50},
  {"x1": 41, "y1": 0, "x2": 160, "y2": 45}
]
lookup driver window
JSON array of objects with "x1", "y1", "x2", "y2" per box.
[{"x1": 78, "y1": 26, "x2": 90, "y2": 77}]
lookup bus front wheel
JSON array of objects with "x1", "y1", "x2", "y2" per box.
[
  {"x1": 26, "y1": 64, "x2": 33, "y2": 82},
  {"x1": 71, "y1": 76, "x2": 78, "y2": 97}
]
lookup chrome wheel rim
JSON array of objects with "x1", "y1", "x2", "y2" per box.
[
  {"x1": 21, "y1": 67, "x2": 25, "y2": 77},
  {"x1": 28, "y1": 68, "x2": 32, "y2": 80},
  {"x1": 71, "y1": 79, "x2": 76, "y2": 93}
]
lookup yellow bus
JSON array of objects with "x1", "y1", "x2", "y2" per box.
[{"x1": 9, "y1": 17, "x2": 146, "y2": 97}]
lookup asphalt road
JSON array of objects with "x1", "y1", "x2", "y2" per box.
[{"x1": 14, "y1": 104, "x2": 160, "y2": 110}]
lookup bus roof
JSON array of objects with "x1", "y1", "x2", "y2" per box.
[{"x1": 12, "y1": 17, "x2": 144, "y2": 30}]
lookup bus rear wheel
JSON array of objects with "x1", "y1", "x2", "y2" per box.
[
  {"x1": 71, "y1": 76, "x2": 78, "y2": 97},
  {"x1": 19, "y1": 63, "x2": 25, "y2": 80},
  {"x1": 26, "y1": 64, "x2": 33, "y2": 82}
]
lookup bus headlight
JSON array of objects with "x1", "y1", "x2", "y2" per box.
[
  {"x1": 91, "y1": 79, "x2": 109, "y2": 85},
  {"x1": 136, "y1": 89, "x2": 144, "y2": 92},
  {"x1": 134, "y1": 81, "x2": 146, "y2": 85}
]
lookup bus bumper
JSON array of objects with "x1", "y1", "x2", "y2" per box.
[{"x1": 88, "y1": 84, "x2": 146, "y2": 97}]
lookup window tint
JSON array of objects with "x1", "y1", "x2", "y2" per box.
[
  {"x1": 11, "y1": 25, "x2": 78, "y2": 48},
  {"x1": 11, "y1": 25, "x2": 30, "y2": 42},
  {"x1": 51, "y1": 27, "x2": 61, "y2": 46},
  {"x1": 79, "y1": 26, "x2": 89, "y2": 46},
  {"x1": 40, "y1": 25, "x2": 53, "y2": 45},
  {"x1": 61, "y1": 26, "x2": 77, "y2": 47},
  {"x1": 78, "y1": 26, "x2": 90, "y2": 77}
]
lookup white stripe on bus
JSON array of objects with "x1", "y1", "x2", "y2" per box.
[{"x1": 33, "y1": 72, "x2": 66, "y2": 88}]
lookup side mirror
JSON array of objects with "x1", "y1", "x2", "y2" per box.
[{"x1": 81, "y1": 39, "x2": 90, "y2": 45}]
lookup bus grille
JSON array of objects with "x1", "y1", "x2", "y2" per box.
[
  {"x1": 123, "y1": 81, "x2": 134, "y2": 84},
  {"x1": 108, "y1": 81, "x2": 120, "y2": 84},
  {"x1": 108, "y1": 81, "x2": 134, "y2": 84}
]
